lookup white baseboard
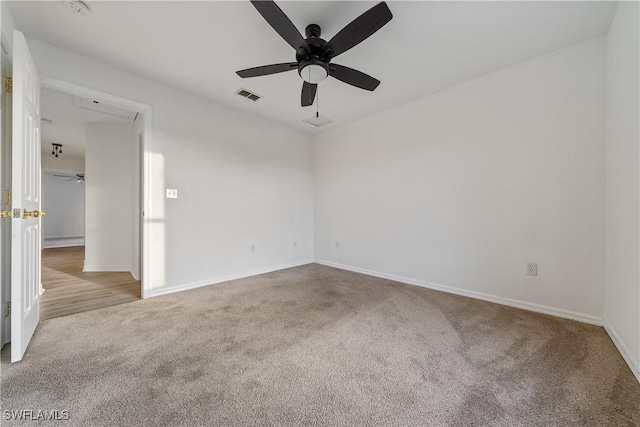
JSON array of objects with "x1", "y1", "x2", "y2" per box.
[
  {"x1": 146, "y1": 259, "x2": 314, "y2": 298},
  {"x1": 315, "y1": 259, "x2": 604, "y2": 326},
  {"x1": 44, "y1": 236, "x2": 85, "y2": 249},
  {"x1": 83, "y1": 265, "x2": 132, "y2": 273},
  {"x1": 604, "y1": 320, "x2": 640, "y2": 384},
  {"x1": 44, "y1": 243, "x2": 85, "y2": 249}
]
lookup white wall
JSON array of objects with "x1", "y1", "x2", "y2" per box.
[
  {"x1": 1, "y1": 1, "x2": 15, "y2": 50},
  {"x1": 41, "y1": 155, "x2": 84, "y2": 172},
  {"x1": 84, "y1": 122, "x2": 135, "y2": 272},
  {"x1": 314, "y1": 37, "x2": 606, "y2": 323},
  {"x1": 25, "y1": 38, "x2": 314, "y2": 294},
  {"x1": 604, "y1": 1, "x2": 640, "y2": 380},
  {"x1": 42, "y1": 171, "x2": 84, "y2": 238}
]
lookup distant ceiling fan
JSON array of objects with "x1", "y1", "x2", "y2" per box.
[
  {"x1": 236, "y1": 1, "x2": 393, "y2": 107},
  {"x1": 54, "y1": 173, "x2": 84, "y2": 183}
]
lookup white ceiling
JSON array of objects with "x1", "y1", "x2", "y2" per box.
[
  {"x1": 10, "y1": 1, "x2": 618, "y2": 135},
  {"x1": 41, "y1": 87, "x2": 137, "y2": 158}
]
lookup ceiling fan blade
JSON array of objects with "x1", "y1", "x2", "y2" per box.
[
  {"x1": 329, "y1": 64, "x2": 380, "y2": 91},
  {"x1": 250, "y1": 1, "x2": 309, "y2": 54},
  {"x1": 236, "y1": 62, "x2": 298, "y2": 78},
  {"x1": 321, "y1": 2, "x2": 392, "y2": 59},
  {"x1": 301, "y1": 81, "x2": 317, "y2": 107}
]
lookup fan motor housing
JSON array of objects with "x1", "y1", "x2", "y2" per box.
[
  {"x1": 297, "y1": 24, "x2": 330, "y2": 62},
  {"x1": 305, "y1": 24, "x2": 321, "y2": 38}
]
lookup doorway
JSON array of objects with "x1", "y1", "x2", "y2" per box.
[
  {"x1": 2, "y1": 31, "x2": 152, "y2": 361},
  {"x1": 38, "y1": 85, "x2": 145, "y2": 319},
  {"x1": 1, "y1": 33, "x2": 154, "y2": 360}
]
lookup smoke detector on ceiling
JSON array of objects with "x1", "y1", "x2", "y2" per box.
[{"x1": 63, "y1": 0, "x2": 90, "y2": 15}]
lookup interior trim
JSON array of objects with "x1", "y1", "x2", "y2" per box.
[
  {"x1": 146, "y1": 259, "x2": 314, "y2": 298},
  {"x1": 40, "y1": 76, "x2": 153, "y2": 298},
  {"x1": 314, "y1": 259, "x2": 604, "y2": 326},
  {"x1": 82, "y1": 265, "x2": 132, "y2": 273},
  {"x1": 604, "y1": 320, "x2": 640, "y2": 384}
]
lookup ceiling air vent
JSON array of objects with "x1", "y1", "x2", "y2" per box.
[
  {"x1": 235, "y1": 88, "x2": 262, "y2": 102},
  {"x1": 303, "y1": 115, "x2": 332, "y2": 127}
]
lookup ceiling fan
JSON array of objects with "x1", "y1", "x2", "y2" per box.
[
  {"x1": 54, "y1": 173, "x2": 84, "y2": 183},
  {"x1": 236, "y1": 1, "x2": 393, "y2": 107}
]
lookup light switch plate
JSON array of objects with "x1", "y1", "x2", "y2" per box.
[{"x1": 166, "y1": 188, "x2": 178, "y2": 199}]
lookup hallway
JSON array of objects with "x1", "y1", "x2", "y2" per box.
[{"x1": 41, "y1": 246, "x2": 140, "y2": 320}]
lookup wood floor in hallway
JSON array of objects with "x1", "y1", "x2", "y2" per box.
[{"x1": 40, "y1": 246, "x2": 140, "y2": 320}]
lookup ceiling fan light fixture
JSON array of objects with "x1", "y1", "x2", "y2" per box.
[
  {"x1": 298, "y1": 59, "x2": 328, "y2": 84},
  {"x1": 238, "y1": 1, "x2": 392, "y2": 106}
]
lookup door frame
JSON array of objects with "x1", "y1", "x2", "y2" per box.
[{"x1": 40, "y1": 77, "x2": 153, "y2": 298}]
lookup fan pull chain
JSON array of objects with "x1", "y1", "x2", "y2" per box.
[{"x1": 316, "y1": 85, "x2": 319, "y2": 118}]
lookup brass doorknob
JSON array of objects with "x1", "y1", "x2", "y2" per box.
[
  {"x1": 23, "y1": 209, "x2": 46, "y2": 218},
  {"x1": 1, "y1": 210, "x2": 10, "y2": 218}
]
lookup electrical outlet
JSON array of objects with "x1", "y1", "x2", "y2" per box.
[
  {"x1": 166, "y1": 188, "x2": 178, "y2": 199},
  {"x1": 527, "y1": 263, "x2": 537, "y2": 276}
]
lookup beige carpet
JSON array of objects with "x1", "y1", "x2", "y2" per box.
[{"x1": 1, "y1": 264, "x2": 638, "y2": 426}]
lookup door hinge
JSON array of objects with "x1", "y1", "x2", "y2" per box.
[
  {"x1": 13, "y1": 208, "x2": 21, "y2": 218},
  {"x1": 4, "y1": 77, "x2": 12, "y2": 93},
  {"x1": 4, "y1": 190, "x2": 11, "y2": 204},
  {"x1": 5, "y1": 302, "x2": 10, "y2": 317}
]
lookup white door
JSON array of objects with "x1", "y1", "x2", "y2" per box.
[{"x1": 11, "y1": 30, "x2": 42, "y2": 362}]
